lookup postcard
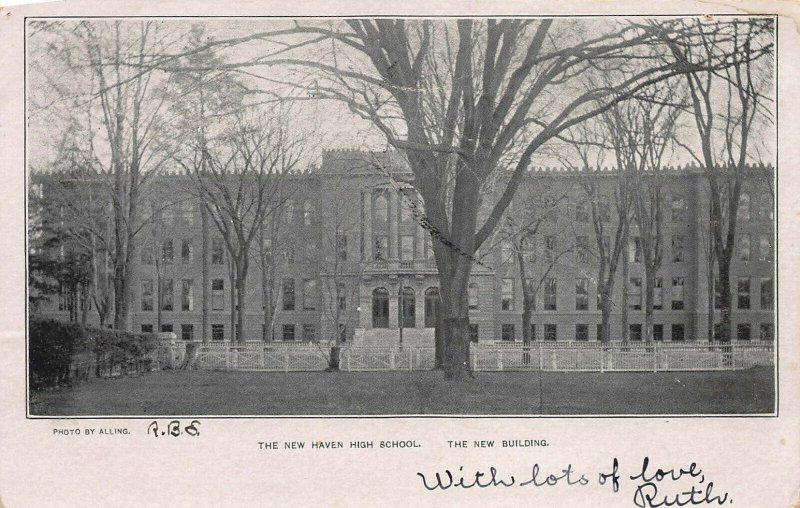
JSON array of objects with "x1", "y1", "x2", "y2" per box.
[{"x1": 1, "y1": 1, "x2": 798, "y2": 506}]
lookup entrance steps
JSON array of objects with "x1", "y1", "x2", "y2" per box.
[{"x1": 354, "y1": 328, "x2": 434, "y2": 347}]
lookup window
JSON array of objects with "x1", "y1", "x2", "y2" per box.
[
  {"x1": 630, "y1": 324, "x2": 642, "y2": 341},
  {"x1": 654, "y1": 278, "x2": 663, "y2": 310},
  {"x1": 597, "y1": 324, "x2": 604, "y2": 342},
  {"x1": 303, "y1": 279, "x2": 317, "y2": 310},
  {"x1": 283, "y1": 278, "x2": 295, "y2": 311},
  {"x1": 181, "y1": 279, "x2": 194, "y2": 311},
  {"x1": 671, "y1": 324, "x2": 685, "y2": 341},
  {"x1": 737, "y1": 323, "x2": 751, "y2": 341},
  {"x1": 469, "y1": 324, "x2": 479, "y2": 343},
  {"x1": 337, "y1": 283, "x2": 347, "y2": 311},
  {"x1": 671, "y1": 277, "x2": 685, "y2": 310},
  {"x1": 545, "y1": 235, "x2": 556, "y2": 263},
  {"x1": 284, "y1": 249, "x2": 295, "y2": 265},
  {"x1": 738, "y1": 193, "x2": 750, "y2": 221},
  {"x1": 141, "y1": 324, "x2": 153, "y2": 334},
  {"x1": 760, "y1": 323, "x2": 774, "y2": 341},
  {"x1": 577, "y1": 235, "x2": 589, "y2": 264},
  {"x1": 336, "y1": 234, "x2": 348, "y2": 261},
  {"x1": 161, "y1": 279, "x2": 174, "y2": 311},
  {"x1": 544, "y1": 324, "x2": 557, "y2": 342},
  {"x1": 530, "y1": 324, "x2": 537, "y2": 342},
  {"x1": 501, "y1": 278, "x2": 514, "y2": 311},
  {"x1": 671, "y1": 196, "x2": 685, "y2": 221},
  {"x1": 468, "y1": 283, "x2": 479, "y2": 310},
  {"x1": 212, "y1": 238, "x2": 224, "y2": 265},
  {"x1": 714, "y1": 323, "x2": 724, "y2": 341},
  {"x1": 761, "y1": 278, "x2": 774, "y2": 310},
  {"x1": 283, "y1": 199, "x2": 294, "y2": 225},
  {"x1": 521, "y1": 235, "x2": 536, "y2": 263},
  {"x1": 181, "y1": 324, "x2": 193, "y2": 341},
  {"x1": 575, "y1": 278, "x2": 589, "y2": 311},
  {"x1": 161, "y1": 324, "x2": 173, "y2": 333},
  {"x1": 500, "y1": 239, "x2": 514, "y2": 264},
  {"x1": 212, "y1": 324, "x2": 224, "y2": 341},
  {"x1": 141, "y1": 279, "x2": 154, "y2": 311},
  {"x1": 180, "y1": 200, "x2": 194, "y2": 224},
  {"x1": 739, "y1": 234, "x2": 751, "y2": 262},
  {"x1": 162, "y1": 239, "x2": 174, "y2": 264},
  {"x1": 338, "y1": 324, "x2": 347, "y2": 343},
  {"x1": 424, "y1": 234, "x2": 435, "y2": 260},
  {"x1": 738, "y1": 277, "x2": 751, "y2": 309},
  {"x1": 181, "y1": 239, "x2": 193, "y2": 264},
  {"x1": 282, "y1": 324, "x2": 295, "y2": 341},
  {"x1": 400, "y1": 235, "x2": 414, "y2": 260},
  {"x1": 630, "y1": 236, "x2": 642, "y2": 263},
  {"x1": 653, "y1": 324, "x2": 664, "y2": 341},
  {"x1": 576, "y1": 202, "x2": 589, "y2": 223},
  {"x1": 141, "y1": 243, "x2": 154, "y2": 265},
  {"x1": 302, "y1": 324, "x2": 316, "y2": 342},
  {"x1": 501, "y1": 324, "x2": 515, "y2": 342},
  {"x1": 303, "y1": 200, "x2": 313, "y2": 226},
  {"x1": 212, "y1": 279, "x2": 224, "y2": 311},
  {"x1": 373, "y1": 193, "x2": 388, "y2": 224},
  {"x1": 671, "y1": 235, "x2": 685, "y2": 262},
  {"x1": 630, "y1": 278, "x2": 642, "y2": 310},
  {"x1": 373, "y1": 235, "x2": 388, "y2": 261},
  {"x1": 544, "y1": 278, "x2": 557, "y2": 311},
  {"x1": 759, "y1": 193, "x2": 773, "y2": 220},
  {"x1": 758, "y1": 235, "x2": 773, "y2": 262},
  {"x1": 576, "y1": 324, "x2": 589, "y2": 341}
]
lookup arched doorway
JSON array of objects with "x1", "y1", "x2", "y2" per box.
[
  {"x1": 424, "y1": 287, "x2": 440, "y2": 328},
  {"x1": 399, "y1": 287, "x2": 415, "y2": 328},
  {"x1": 372, "y1": 287, "x2": 389, "y2": 328}
]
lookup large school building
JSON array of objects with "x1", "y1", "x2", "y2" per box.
[{"x1": 31, "y1": 150, "x2": 775, "y2": 345}]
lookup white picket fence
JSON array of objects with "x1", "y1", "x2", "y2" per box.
[{"x1": 159, "y1": 341, "x2": 774, "y2": 373}]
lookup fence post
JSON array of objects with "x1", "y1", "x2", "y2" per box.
[
  {"x1": 498, "y1": 350, "x2": 503, "y2": 371},
  {"x1": 600, "y1": 347, "x2": 604, "y2": 373},
  {"x1": 653, "y1": 345, "x2": 658, "y2": 373}
]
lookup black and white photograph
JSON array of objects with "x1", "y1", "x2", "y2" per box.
[
  {"x1": 24, "y1": 15, "x2": 777, "y2": 418},
  {"x1": 4, "y1": 1, "x2": 800, "y2": 507}
]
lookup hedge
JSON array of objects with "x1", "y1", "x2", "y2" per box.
[{"x1": 29, "y1": 318, "x2": 160, "y2": 390}]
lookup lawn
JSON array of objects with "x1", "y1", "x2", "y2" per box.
[{"x1": 29, "y1": 367, "x2": 775, "y2": 416}]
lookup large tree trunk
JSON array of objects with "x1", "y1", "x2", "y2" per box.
[
  {"x1": 643, "y1": 264, "x2": 655, "y2": 343},
  {"x1": 201, "y1": 201, "x2": 210, "y2": 343},
  {"x1": 621, "y1": 228, "x2": 629, "y2": 345},
  {"x1": 717, "y1": 255, "x2": 733, "y2": 342},
  {"x1": 439, "y1": 256, "x2": 473, "y2": 380},
  {"x1": 236, "y1": 257, "x2": 248, "y2": 344}
]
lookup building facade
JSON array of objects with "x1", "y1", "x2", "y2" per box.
[{"x1": 31, "y1": 150, "x2": 775, "y2": 345}]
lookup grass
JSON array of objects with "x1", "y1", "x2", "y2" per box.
[{"x1": 29, "y1": 367, "x2": 775, "y2": 416}]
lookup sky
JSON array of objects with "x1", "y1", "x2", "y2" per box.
[{"x1": 25, "y1": 17, "x2": 777, "y2": 176}]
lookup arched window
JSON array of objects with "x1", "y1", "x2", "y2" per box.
[
  {"x1": 399, "y1": 286, "x2": 415, "y2": 328},
  {"x1": 372, "y1": 287, "x2": 389, "y2": 328},
  {"x1": 374, "y1": 193, "x2": 388, "y2": 224},
  {"x1": 424, "y1": 287, "x2": 440, "y2": 328}
]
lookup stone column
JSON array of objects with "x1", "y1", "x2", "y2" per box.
[
  {"x1": 415, "y1": 290, "x2": 425, "y2": 329},
  {"x1": 360, "y1": 284, "x2": 371, "y2": 330},
  {"x1": 388, "y1": 294, "x2": 399, "y2": 329},
  {"x1": 388, "y1": 190, "x2": 398, "y2": 260},
  {"x1": 363, "y1": 190, "x2": 372, "y2": 261}
]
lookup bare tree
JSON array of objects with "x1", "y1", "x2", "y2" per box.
[
  {"x1": 178, "y1": 114, "x2": 304, "y2": 344},
  {"x1": 604, "y1": 88, "x2": 682, "y2": 342},
  {"x1": 658, "y1": 18, "x2": 773, "y2": 341}
]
